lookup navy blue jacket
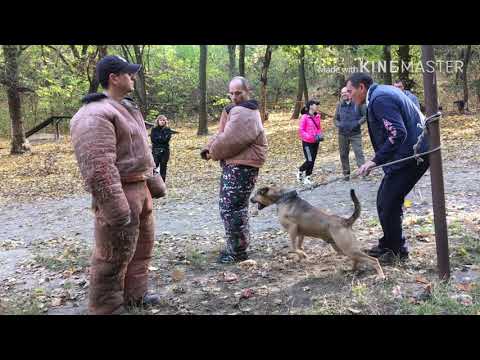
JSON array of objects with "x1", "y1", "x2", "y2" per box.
[{"x1": 367, "y1": 83, "x2": 428, "y2": 174}]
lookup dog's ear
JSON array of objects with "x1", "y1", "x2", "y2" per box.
[{"x1": 257, "y1": 187, "x2": 269, "y2": 195}]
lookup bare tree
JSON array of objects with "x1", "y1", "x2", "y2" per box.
[
  {"x1": 2, "y1": 45, "x2": 31, "y2": 154},
  {"x1": 292, "y1": 46, "x2": 307, "y2": 119},
  {"x1": 383, "y1": 45, "x2": 392, "y2": 85},
  {"x1": 227, "y1": 45, "x2": 236, "y2": 78},
  {"x1": 239, "y1": 45, "x2": 245, "y2": 77},
  {"x1": 121, "y1": 45, "x2": 148, "y2": 117},
  {"x1": 397, "y1": 45, "x2": 415, "y2": 90},
  {"x1": 461, "y1": 45, "x2": 472, "y2": 111},
  {"x1": 198, "y1": 45, "x2": 208, "y2": 135},
  {"x1": 88, "y1": 45, "x2": 108, "y2": 94},
  {"x1": 260, "y1": 45, "x2": 274, "y2": 123},
  {"x1": 301, "y1": 46, "x2": 308, "y2": 102}
]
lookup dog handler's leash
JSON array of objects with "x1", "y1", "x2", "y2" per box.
[{"x1": 301, "y1": 112, "x2": 442, "y2": 193}]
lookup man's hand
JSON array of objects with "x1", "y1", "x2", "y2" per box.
[
  {"x1": 200, "y1": 149, "x2": 211, "y2": 160},
  {"x1": 358, "y1": 160, "x2": 376, "y2": 177}
]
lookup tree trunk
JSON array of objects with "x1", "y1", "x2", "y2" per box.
[
  {"x1": 88, "y1": 45, "x2": 108, "y2": 94},
  {"x1": 227, "y1": 45, "x2": 236, "y2": 79},
  {"x1": 132, "y1": 45, "x2": 148, "y2": 118},
  {"x1": 462, "y1": 45, "x2": 472, "y2": 111},
  {"x1": 239, "y1": 45, "x2": 245, "y2": 77},
  {"x1": 119, "y1": 45, "x2": 148, "y2": 117},
  {"x1": 383, "y1": 45, "x2": 392, "y2": 85},
  {"x1": 301, "y1": 46, "x2": 308, "y2": 102},
  {"x1": 260, "y1": 45, "x2": 273, "y2": 123},
  {"x1": 197, "y1": 45, "x2": 208, "y2": 136},
  {"x1": 292, "y1": 46, "x2": 306, "y2": 119},
  {"x1": 2, "y1": 45, "x2": 30, "y2": 154},
  {"x1": 397, "y1": 45, "x2": 415, "y2": 90}
]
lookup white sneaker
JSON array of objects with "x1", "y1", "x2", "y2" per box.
[
  {"x1": 303, "y1": 176, "x2": 313, "y2": 185},
  {"x1": 296, "y1": 170, "x2": 305, "y2": 182}
]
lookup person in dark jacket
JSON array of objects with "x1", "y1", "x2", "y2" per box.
[
  {"x1": 334, "y1": 87, "x2": 366, "y2": 179},
  {"x1": 393, "y1": 79, "x2": 421, "y2": 109},
  {"x1": 150, "y1": 115, "x2": 177, "y2": 182},
  {"x1": 346, "y1": 72, "x2": 430, "y2": 265}
]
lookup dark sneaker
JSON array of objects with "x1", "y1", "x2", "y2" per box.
[
  {"x1": 216, "y1": 251, "x2": 248, "y2": 264},
  {"x1": 378, "y1": 250, "x2": 409, "y2": 265},
  {"x1": 366, "y1": 245, "x2": 388, "y2": 257}
]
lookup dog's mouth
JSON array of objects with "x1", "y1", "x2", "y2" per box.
[{"x1": 250, "y1": 196, "x2": 269, "y2": 210}]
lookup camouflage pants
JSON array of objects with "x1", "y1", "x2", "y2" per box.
[{"x1": 219, "y1": 164, "x2": 259, "y2": 256}]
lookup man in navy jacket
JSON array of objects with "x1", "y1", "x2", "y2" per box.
[{"x1": 346, "y1": 72, "x2": 430, "y2": 264}]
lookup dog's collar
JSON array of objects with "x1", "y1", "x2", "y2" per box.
[{"x1": 276, "y1": 190, "x2": 299, "y2": 204}]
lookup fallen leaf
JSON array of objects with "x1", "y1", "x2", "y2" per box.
[
  {"x1": 240, "y1": 288, "x2": 254, "y2": 299},
  {"x1": 148, "y1": 266, "x2": 159, "y2": 271},
  {"x1": 151, "y1": 309, "x2": 160, "y2": 314},
  {"x1": 238, "y1": 259, "x2": 257, "y2": 270},
  {"x1": 51, "y1": 298, "x2": 62, "y2": 307},
  {"x1": 348, "y1": 307, "x2": 361, "y2": 314},
  {"x1": 223, "y1": 272, "x2": 238, "y2": 282},
  {"x1": 171, "y1": 268, "x2": 185, "y2": 282},
  {"x1": 415, "y1": 276, "x2": 430, "y2": 284}
]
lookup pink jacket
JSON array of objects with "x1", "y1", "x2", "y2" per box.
[{"x1": 299, "y1": 113, "x2": 323, "y2": 143}]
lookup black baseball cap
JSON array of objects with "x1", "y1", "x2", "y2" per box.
[{"x1": 96, "y1": 55, "x2": 141, "y2": 86}]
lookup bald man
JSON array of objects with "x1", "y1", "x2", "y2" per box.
[
  {"x1": 333, "y1": 86, "x2": 366, "y2": 179},
  {"x1": 201, "y1": 77, "x2": 268, "y2": 263}
]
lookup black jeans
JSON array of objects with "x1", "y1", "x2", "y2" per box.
[
  {"x1": 377, "y1": 157, "x2": 430, "y2": 253},
  {"x1": 299, "y1": 141, "x2": 319, "y2": 176},
  {"x1": 152, "y1": 148, "x2": 169, "y2": 182}
]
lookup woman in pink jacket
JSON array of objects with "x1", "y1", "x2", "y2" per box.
[{"x1": 297, "y1": 100, "x2": 324, "y2": 185}]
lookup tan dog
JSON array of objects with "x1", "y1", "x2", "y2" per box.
[{"x1": 250, "y1": 186, "x2": 385, "y2": 279}]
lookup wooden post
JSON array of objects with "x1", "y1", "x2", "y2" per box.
[{"x1": 421, "y1": 45, "x2": 450, "y2": 280}]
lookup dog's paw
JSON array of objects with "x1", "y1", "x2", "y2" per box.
[
  {"x1": 287, "y1": 252, "x2": 298, "y2": 260},
  {"x1": 295, "y1": 250, "x2": 308, "y2": 260},
  {"x1": 374, "y1": 273, "x2": 387, "y2": 282}
]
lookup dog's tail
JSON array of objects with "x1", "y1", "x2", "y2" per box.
[{"x1": 344, "y1": 189, "x2": 361, "y2": 227}]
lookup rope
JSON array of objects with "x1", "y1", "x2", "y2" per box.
[
  {"x1": 300, "y1": 112, "x2": 443, "y2": 192},
  {"x1": 413, "y1": 112, "x2": 441, "y2": 164}
]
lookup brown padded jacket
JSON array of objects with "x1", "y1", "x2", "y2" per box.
[
  {"x1": 205, "y1": 102, "x2": 268, "y2": 168},
  {"x1": 70, "y1": 93, "x2": 165, "y2": 226}
]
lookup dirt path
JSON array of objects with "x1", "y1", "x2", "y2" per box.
[{"x1": 1, "y1": 152, "x2": 479, "y2": 315}]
